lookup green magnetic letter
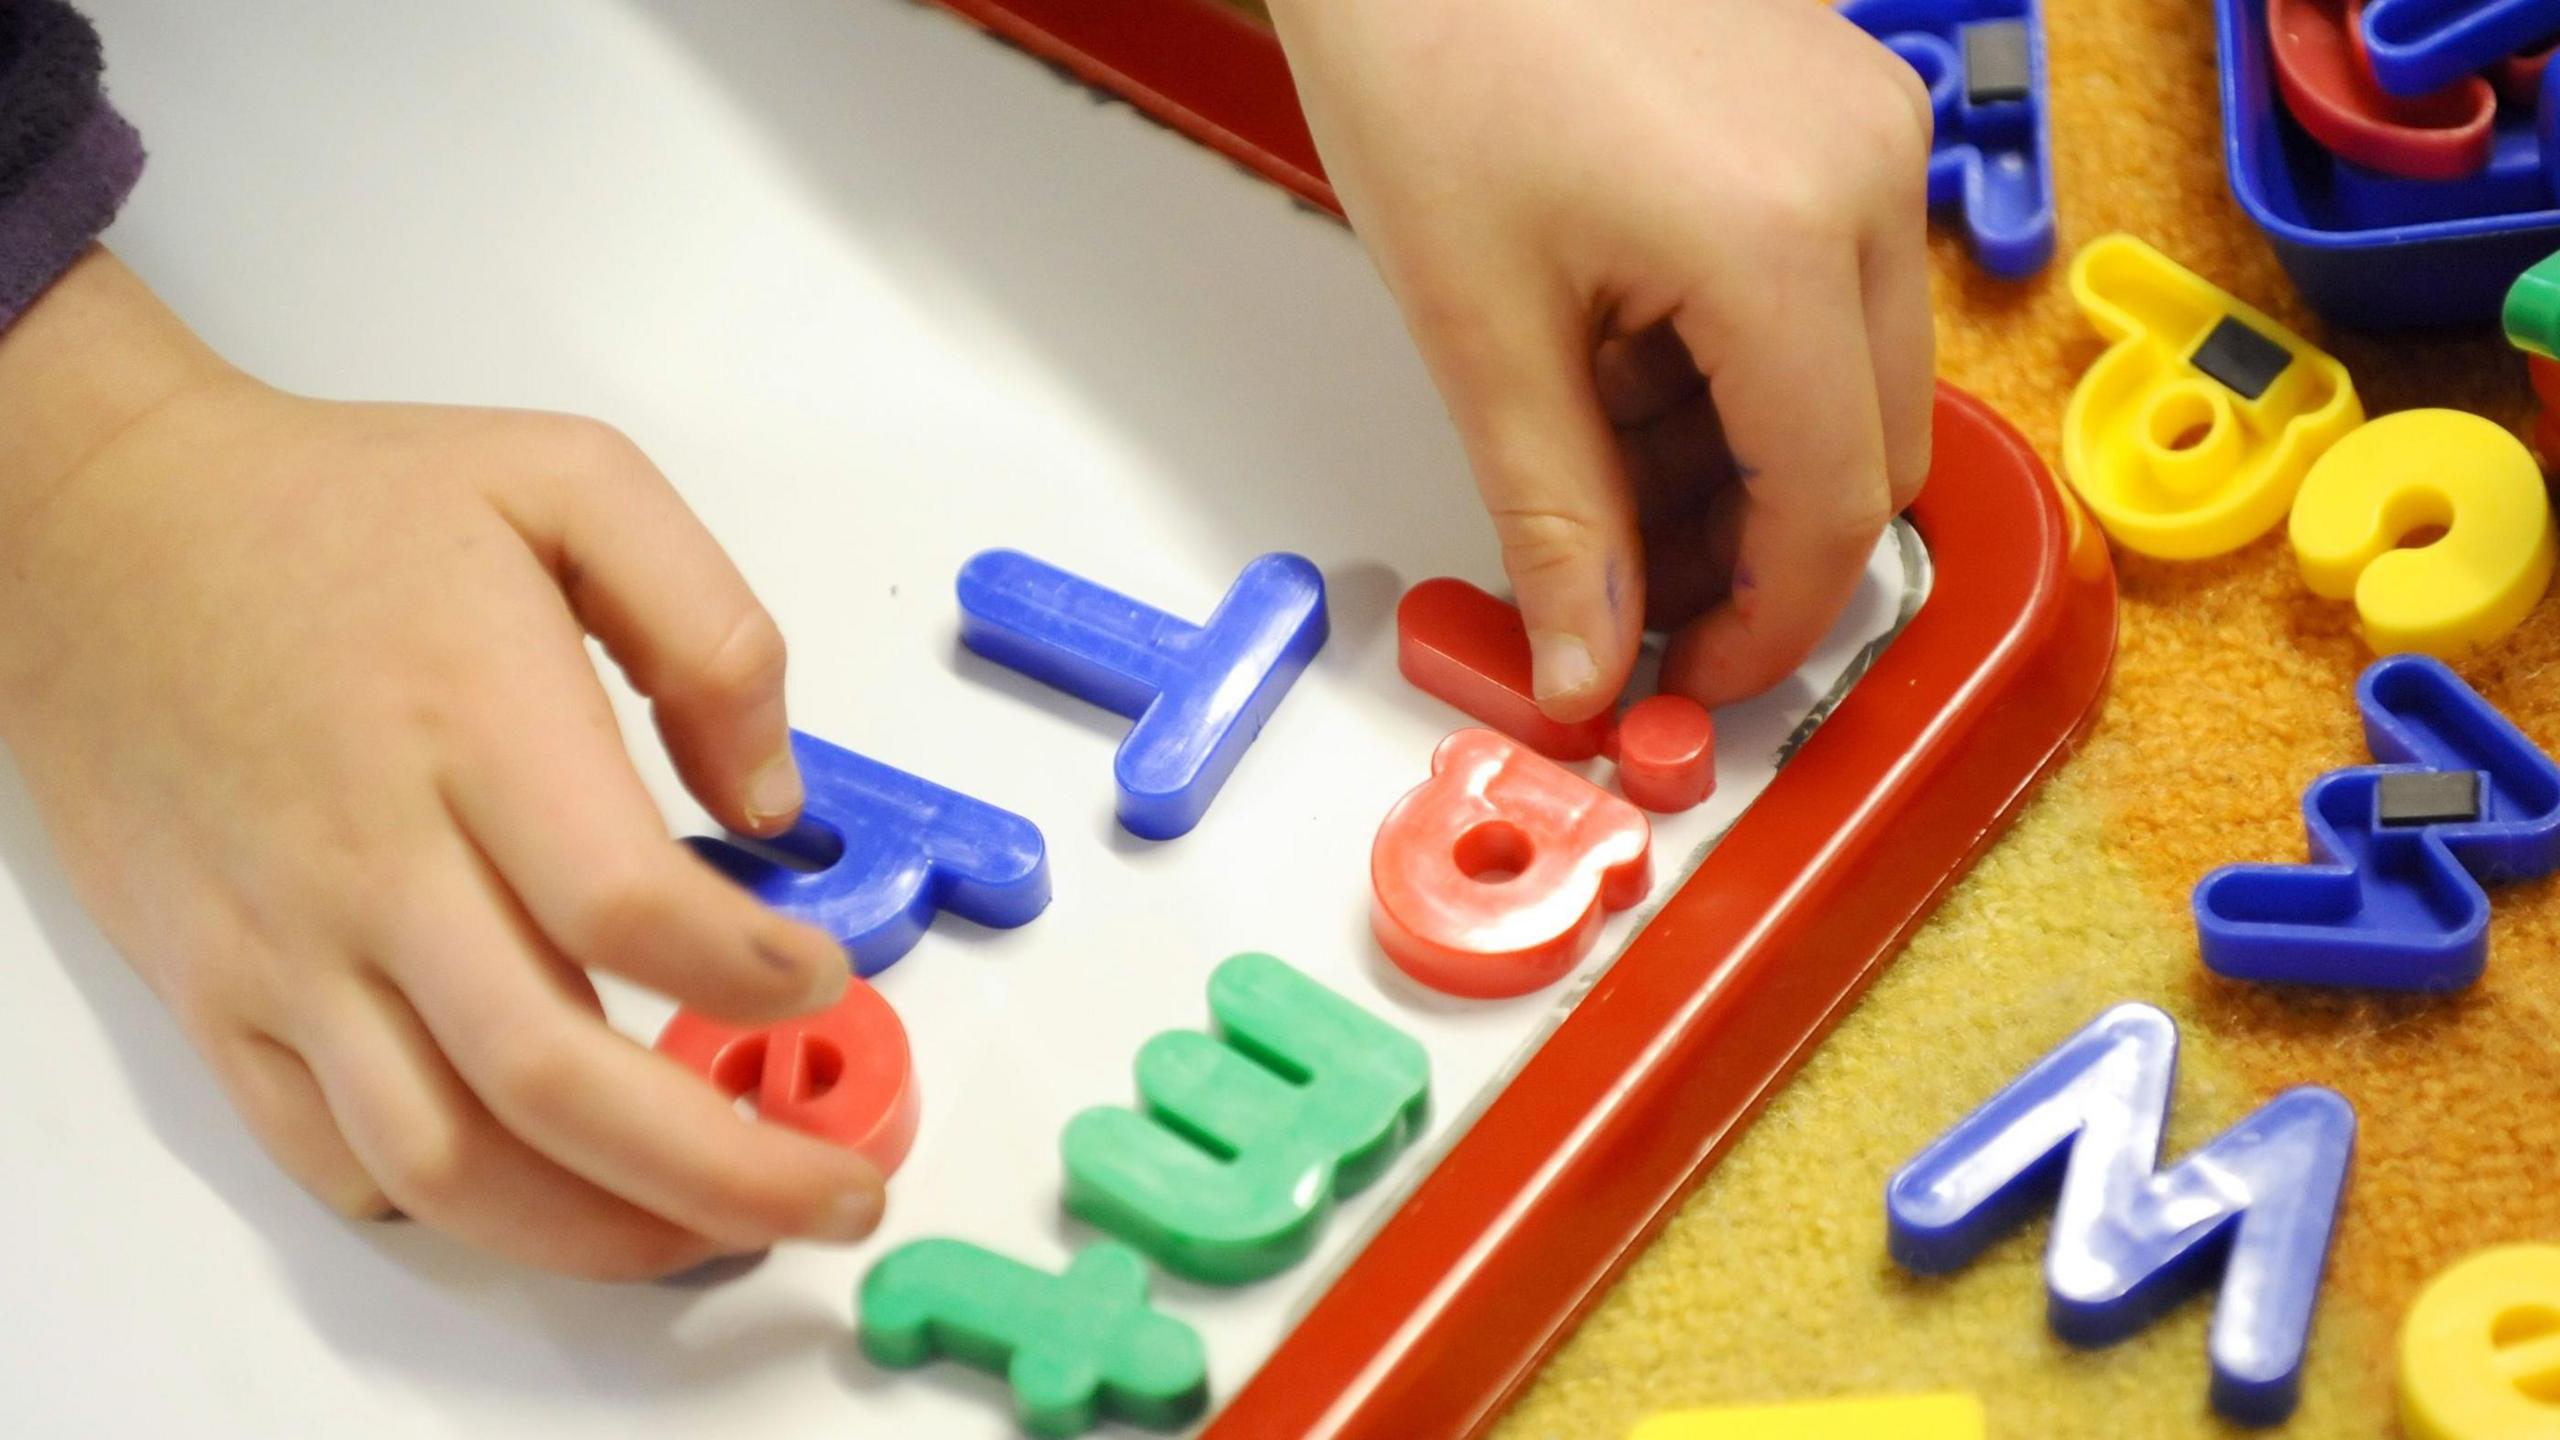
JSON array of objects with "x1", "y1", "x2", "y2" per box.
[
  {"x1": 857, "y1": 1238, "x2": 1207, "y2": 1437},
  {"x1": 2505, "y1": 249, "x2": 2560, "y2": 359},
  {"x1": 1062, "y1": 952, "x2": 1431, "y2": 1284}
]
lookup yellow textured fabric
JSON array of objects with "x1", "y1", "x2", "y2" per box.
[
  {"x1": 1629, "y1": 1393, "x2": 1987, "y2": 1439},
  {"x1": 1198, "y1": 0, "x2": 2560, "y2": 1433}
]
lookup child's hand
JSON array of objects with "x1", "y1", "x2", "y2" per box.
[
  {"x1": 0, "y1": 251, "x2": 883, "y2": 1279},
  {"x1": 1269, "y1": 0, "x2": 1936, "y2": 718}
]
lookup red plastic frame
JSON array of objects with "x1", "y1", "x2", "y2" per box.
[
  {"x1": 922, "y1": 0, "x2": 1337, "y2": 213},
  {"x1": 915, "y1": 3, "x2": 2119, "y2": 1433}
]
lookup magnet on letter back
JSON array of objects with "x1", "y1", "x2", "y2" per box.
[
  {"x1": 655, "y1": 978, "x2": 920, "y2": 1175},
  {"x1": 1371, "y1": 728, "x2": 1652, "y2": 998},
  {"x1": 957, "y1": 549, "x2": 1327, "y2": 840},
  {"x1": 2061, "y1": 234, "x2": 2362, "y2": 559},
  {"x1": 2288, "y1": 410, "x2": 2555, "y2": 657}
]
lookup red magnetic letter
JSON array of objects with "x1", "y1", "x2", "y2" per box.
[
  {"x1": 1370, "y1": 728, "x2": 1652, "y2": 998},
  {"x1": 656, "y1": 979, "x2": 921, "y2": 1176},
  {"x1": 1396, "y1": 578, "x2": 1611, "y2": 760},
  {"x1": 2268, "y1": 0, "x2": 2493, "y2": 182}
]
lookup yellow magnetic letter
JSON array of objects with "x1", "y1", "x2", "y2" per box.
[
  {"x1": 1629, "y1": 1392, "x2": 1986, "y2": 1440},
  {"x1": 2401, "y1": 1244, "x2": 2560, "y2": 1440},
  {"x1": 2062, "y1": 234, "x2": 2361, "y2": 559},
  {"x1": 2289, "y1": 410, "x2": 2555, "y2": 658}
]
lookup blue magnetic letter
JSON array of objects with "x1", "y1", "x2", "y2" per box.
[
  {"x1": 1842, "y1": 0, "x2": 2055, "y2": 278},
  {"x1": 2195, "y1": 655, "x2": 2560, "y2": 990},
  {"x1": 2358, "y1": 653, "x2": 2560, "y2": 881},
  {"x1": 688, "y1": 730, "x2": 1049, "y2": 976},
  {"x1": 1887, "y1": 1003, "x2": 2355, "y2": 1426},
  {"x1": 955, "y1": 550, "x2": 1328, "y2": 841},
  {"x1": 2361, "y1": 0, "x2": 2557, "y2": 97},
  {"x1": 2195, "y1": 768, "x2": 2494, "y2": 990}
]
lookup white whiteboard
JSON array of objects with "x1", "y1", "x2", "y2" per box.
[{"x1": 0, "y1": 2, "x2": 1920, "y2": 1436}]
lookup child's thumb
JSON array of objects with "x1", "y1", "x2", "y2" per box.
[{"x1": 1419, "y1": 285, "x2": 1642, "y2": 723}]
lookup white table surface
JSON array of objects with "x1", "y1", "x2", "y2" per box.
[{"x1": 3, "y1": 4, "x2": 1916, "y2": 1435}]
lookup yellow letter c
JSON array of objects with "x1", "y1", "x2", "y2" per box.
[{"x1": 2290, "y1": 410, "x2": 2555, "y2": 658}]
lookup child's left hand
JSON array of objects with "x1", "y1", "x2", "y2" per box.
[
  {"x1": 0, "y1": 251, "x2": 882, "y2": 1279},
  {"x1": 1268, "y1": 0, "x2": 1936, "y2": 719}
]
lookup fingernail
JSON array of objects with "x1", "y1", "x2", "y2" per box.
[
  {"x1": 816, "y1": 1185, "x2": 883, "y2": 1243},
  {"x1": 744, "y1": 749, "x2": 803, "y2": 829},
  {"x1": 1530, "y1": 632, "x2": 1598, "y2": 704}
]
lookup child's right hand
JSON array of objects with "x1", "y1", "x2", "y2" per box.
[
  {"x1": 1268, "y1": 0, "x2": 1936, "y2": 718},
  {"x1": 0, "y1": 250, "x2": 886, "y2": 1279}
]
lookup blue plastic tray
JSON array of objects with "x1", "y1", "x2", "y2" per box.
[{"x1": 2216, "y1": 0, "x2": 2560, "y2": 329}]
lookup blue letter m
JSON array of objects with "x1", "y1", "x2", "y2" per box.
[{"x1": 1886, "y1": 1003, "x2": 2355, "y2": 1426}]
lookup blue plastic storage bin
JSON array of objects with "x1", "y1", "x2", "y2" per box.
[{"x1": 2217, "y1": 0, "x2": 2560, "y2": 329}]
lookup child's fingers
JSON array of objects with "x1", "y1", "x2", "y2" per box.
[
  {"x1": 1594, "y1": 320, "x2": 1704, "y2": 428},
  {"x1": 548, "y1": 954, "x2": 608, "y2": 1019},
  {"x1": 208, "y1": 1026, "x2": 392, "y2": 1221},
  {"x1": 1618, "y1": 394, "x2": 1743, "y2": 628},
  {"x1": 1664, "y1": 252, "x2": 1895, "y2": 707},
  {"x1": 434, "y1": 595, "x2": 847, "y2": 1025},
  {"x1": 383, "y1": 849, "x2": 887, "y2": 1252},
  {"x1": 492, "y1": 416, "x2": 803, "y2": 839},
  {"x1": 1861, "y1": 176, "x2": 1936, "y2": 512},
  {"x1": 1640, "y1": 472, "x2": 1746, "y2": 633},
  {"x1": 295, "y1": 971, "x2": 722, "y2": 1280},
  {"x1": 1413, "y1": 268, "x2": 1644, "y2": 723},
  {"x1": 1624, "y1": 392, "x2": 1738, "y2": 529}
]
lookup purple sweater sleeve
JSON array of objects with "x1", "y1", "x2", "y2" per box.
[{"x1": 0, "y1": 0, "x2": 142, "y2": 334}]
